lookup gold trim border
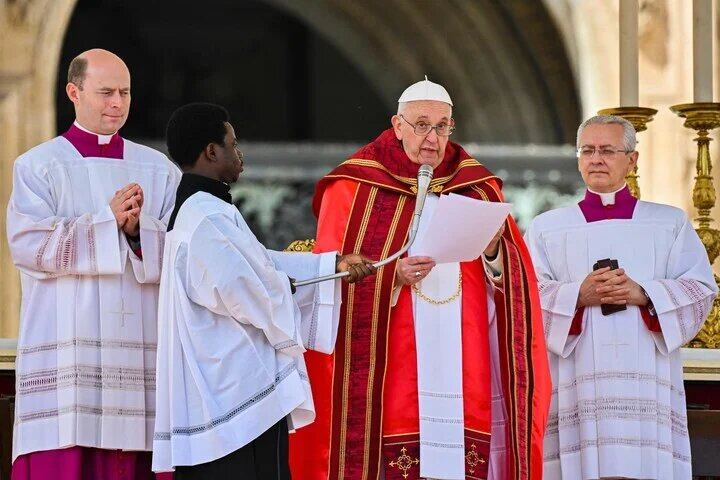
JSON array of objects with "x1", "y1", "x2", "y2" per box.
[
  {"x1": 684, "y1": 366, "x2": 720, "y2": 375},
  {"x1": 0, "y1": 351, "x2": 16, "y2": 370}
]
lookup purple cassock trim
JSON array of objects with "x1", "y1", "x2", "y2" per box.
[
  {"x1": 61, "y1": 123, "x2": 124, "y2": 159},
  {"x1": 11, "y1": 446, "x2": 172, "y2": 479},
  {"x1": 578, "y1": 185, "x2": 637, "y2": 222}
]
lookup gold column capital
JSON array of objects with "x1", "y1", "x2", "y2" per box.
[
  {"x1": 669, "y1": 102, "x2": 720, "y2": 133},
  {"x1": 597, "y1": 106, "x2": 658, "y2": 133}
]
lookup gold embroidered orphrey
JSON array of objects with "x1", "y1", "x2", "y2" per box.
[
  {"x1": 465, "y1": 443, "x2": 487, "y2": 475},
  {"x1": 410, "y1": 184, "x2": 444, "y2": 195},
  {"x1": 388, "y1": 446, "x2": 420, "y2": 479}
]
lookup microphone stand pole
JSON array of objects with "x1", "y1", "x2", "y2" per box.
[{"x1": 292, "y1": 164, "x2": 434, "y2": 288}]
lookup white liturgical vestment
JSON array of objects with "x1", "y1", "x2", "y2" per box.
[
  {"x1": 526, "y1": 200, "x2": 717, "y2": 480},
  {"x1": 152, "y1": 191, "x2": 341, "y2": 472},
  {"x1": 7, "y1": 133, "x2": 180, "y2": 461}
]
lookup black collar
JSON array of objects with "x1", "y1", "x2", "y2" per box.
[{"x1": 167, "y1": 173, "x2": 232, "y2": 231}]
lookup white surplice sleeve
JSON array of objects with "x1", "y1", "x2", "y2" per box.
[
  {"x1": 127, "y1": 160, "x2": 180, "y2": 284},
  {"x1": 185, "y1": 212, "x2": 306, "y2": 357},
  {"x1": 638, "y1": 218, "x2": 718, "y2": 354},
  {"x1": 7, "y1": 161, "x2": 123, "y2": 279},
  {"x1": 525, "y1": 222, "x2": 583, "y2": 358},
  {"x1": 267, "y1": 250, "x2": 341, "y2": 353}
]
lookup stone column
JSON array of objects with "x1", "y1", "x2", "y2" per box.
[
  {"x1": 0, "y1": 0, "x2": 77, "y2": 338},
  {"x1": 0, "y1": 85, "x2": 22, "y2": 338}
]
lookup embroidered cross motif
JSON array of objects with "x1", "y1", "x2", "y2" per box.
[
  {"x1": 465, "y1": 444, "x2": 486, "y2": 474},
  {"x1": 389, "y1": 446, "x2": 419, "y2": 479},
  {"x1": 603, "y1": 339, "x2": 629, "y2": 358},
  {"x1": 602, "y1": 321, "x2": 629, "y2": 358},
  {"x1": 107, "y1": 299, "x2": 135, "y2": 327}
]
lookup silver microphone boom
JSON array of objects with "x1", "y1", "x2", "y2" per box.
[
  {"x1": 409, "y1": 164, "x2": 434, "y2": 240},
  {"x1": 292, "y1": 164, "x2": 435, "y2": 287}
]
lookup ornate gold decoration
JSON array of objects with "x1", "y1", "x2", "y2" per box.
[
  {"x1": 465, "y1": 444, "x2": 487, "y2": 475},
  {"x1": 670, "y1": 102, "x2": 720, "y2": 349},
  {"x1": 342, "y1": 158, "x2": 479, "y2": 193},
  {"x1": 412, "y1": 271, "x2": 463, "y2": 305},
  {"x1": 597, "y1": 107, "x2": 658, "y2": 198},
  {"x1": 388, "y1": 446, "x2": 419, "y2": 479},
  {"x1": 410, "y1": 184, "x2": 443, "y2": 195},
  {"x1": 284, "y1": 239, "x2": 316, "y2": 253}
]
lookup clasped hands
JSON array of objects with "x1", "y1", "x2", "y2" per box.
[
  {"x1": 576, "y1": 266, "x2": 648, "y2": 308},
  {"x1": 110, "y1": 183, "x2": 143, "y2": 237}
]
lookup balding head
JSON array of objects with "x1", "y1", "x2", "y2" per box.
[
  {"x1": 67, "y1": 49, "x2": 129, "y2": 90},
  {"x1": 66, "y1": 49, "x2": 131, "y2": 135},
  {"x1": 67, "y1": 56, "x2": 88, "y2": 89}
]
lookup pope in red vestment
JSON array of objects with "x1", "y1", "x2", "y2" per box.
[{"x1": 289, "y1": 79, "x2": 551, "y2": 480}]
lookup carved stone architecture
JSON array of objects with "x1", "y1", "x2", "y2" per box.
[
  {"x1": 265, "y1": 0, "x2": 581, "y2": 144},
  {"x1": 2, "y1": 2, "x2": 720, "y2": 477},
  {"x1": 0, "y1": 0, "x2": 718, "y2": 345},
  {"x1": 0, "y1": 0, "x2": 77, "y2": 337},
  {"x1": 0, "y1": 0, "x2": 584, "y2": 336}
]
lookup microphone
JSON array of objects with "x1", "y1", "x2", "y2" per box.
[
  {"x1": 292, "y1": 164, "x2": 435, "y2": 287},
  {"x1": 409, "y1": 164, "x2": 434, "y2": 242}
]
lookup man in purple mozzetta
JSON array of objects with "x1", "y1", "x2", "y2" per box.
[
  {"x1": 525, "y1": 114, "x2": 717, "y2": 480},
  {"x1": 7, "y1": 48, "x2": 179, "y2": 480}
]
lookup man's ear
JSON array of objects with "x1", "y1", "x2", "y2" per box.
[
  {"x1": 628, "y1": 151, "x2": 639, "y2": 171},
  {"x1": 205, "y1": 143, "x2": 216, "y2": 162},
  {"x1": 66, "y1": 83, "x2": 80, "y2": 104},
  {"x1": 391, "y1": 115, "x2": 403, "y2": 140}
]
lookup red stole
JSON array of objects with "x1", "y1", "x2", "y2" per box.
[{"x1": 382, "y1": 260, "x2": 492, "y2": 480}]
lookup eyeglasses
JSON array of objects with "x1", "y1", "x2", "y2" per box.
[
  {"x1": 577, "y1": 146, "x2": 633, "y2": 158},
  {"x1": 400, "y1": 115, "x2": 455, "y2": 137}
]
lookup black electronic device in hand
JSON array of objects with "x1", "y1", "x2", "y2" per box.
[{"x1": 592, "y1": 258, "x2": 626, "y2": 315}]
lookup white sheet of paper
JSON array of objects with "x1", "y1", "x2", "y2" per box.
[{"x1": 413, "y1": 193, "x2": 512, "y2": 263}]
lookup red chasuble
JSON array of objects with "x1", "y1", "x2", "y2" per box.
[{"x1": 289, "y1": 129, "x2": 551, "y2": 480}]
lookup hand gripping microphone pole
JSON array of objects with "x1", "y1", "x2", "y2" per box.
[{"x1": 292, "y1": 164, "x2": 434, "y2": 288}]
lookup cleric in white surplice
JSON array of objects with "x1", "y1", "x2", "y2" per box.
[
  {"x1": 525, "y1": 115, "x2": 717, "y2": 480},
  {"x1": 7, "y1": 49, "x2": 180, "y2": 479},
  {"x1": 152, "y1": 103, "x2": 374, "y2": 479}
]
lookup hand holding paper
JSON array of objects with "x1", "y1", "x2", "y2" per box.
[{"x1": 412, "y1": 193, "x2": 512, "y2": 264}]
